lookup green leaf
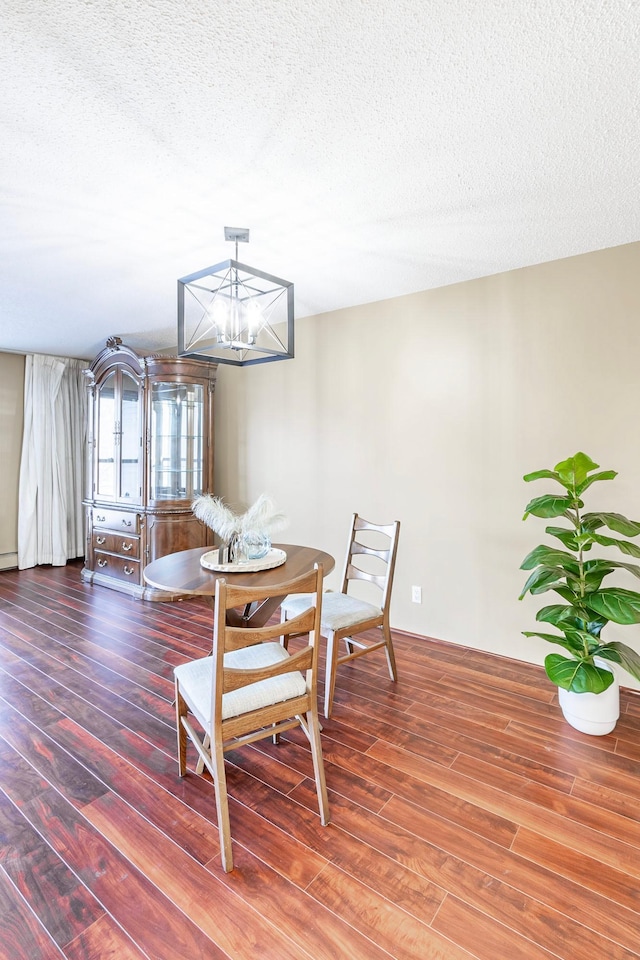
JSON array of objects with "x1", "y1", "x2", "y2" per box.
[
  {"x1": 544, "y1": 526, "x2": 580, "y2": 550},
  {"x1": 523, "y1": 494, "x2": 574, "y2": 520},
  {"x1": 519, "y1": 563, "x2": 582, "y2": 599},
  {"x1": 519, "y1": 566, "x2": 568, "y2": 600},
  {"x1": 523, "y1": 469, "x2": 562, "y2": 484},
  {"x1": 597, "y1": 642, "x2": 640, "y2": 682},
  {"x1": 585, "y1": 558, "x2": 640, "y2": 582},
  {"x1": 590, "y1": 533, "x2": 640, "y2": 558},
  {"x1": 522, "y1": 630, "x2": 585, "y2": 655},
  {"x1": 535, "y1": 603, "x2": 575, "y2": 624},
  {"x1": 583, "y1": 570, "x2": 612, "y2": 594},
  {"x1": 535, "y1": 604, "x2": 606, "y2": 636},
  {"x1": 544, "y1": 654, "x2": 615, "y2": 693},
  {"x1": 583, "y1": 512, "x2": 640, "y2": 537},
  {"x1": 562, "y1": 628, "x2": 603, "y2": 652},
  {"x1": 520, "y1": 544, "x2": 580, "y2": 572},
  {"x1": 586, "y1": 588, "x2": 640, "y2": 624},
  {"x1": 576, "y1": 470, "x2": 617, "y2": 495},
  {"x1": 555, "y1": 585, "x2": 583, "y2": 603},
  {"x1": 554, "y1": 452, "x2": 599, "y2": 488}
]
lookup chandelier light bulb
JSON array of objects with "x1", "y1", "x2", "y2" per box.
[
  {"x1": 245, "y1": 299, "x2": 263, "y2": 343},
  {"x1": 210, "y1": 298, "x2": 229, "y2": 344}
]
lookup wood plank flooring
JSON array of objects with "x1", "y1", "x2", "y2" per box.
[{"x1": 1, "y1": 560, "x2": 639, "y2": 960}]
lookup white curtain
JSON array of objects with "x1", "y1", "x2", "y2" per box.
[{"x1": 18, "y1": 354, "x2": 87, "y2": 569}]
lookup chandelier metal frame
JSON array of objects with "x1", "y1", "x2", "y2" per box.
[{"x1": 177, "y1": 228, "x2": 294, "y2": 367}]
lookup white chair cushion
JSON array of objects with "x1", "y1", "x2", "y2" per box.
[
  {"x1": 174, "y1": 642, "x2": 307, "y2": 726},
  {"x1": 279, "y1": 593, "x2": 314, "y2": 619},
  {"x1": 282, "y1": 591, "x2": 382, "y2": 633}
]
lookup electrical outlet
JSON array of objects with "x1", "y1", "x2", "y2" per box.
[{"x1": 411, "y1": 585, "x2": 422, "y2": 604}]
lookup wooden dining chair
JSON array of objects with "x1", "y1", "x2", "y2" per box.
[
  {"x1": 173, "y1": 564, "x2": 329, "y2": 873},
  {"x1": 281, "y1": 514, "x2": 400, "y2": 718}
]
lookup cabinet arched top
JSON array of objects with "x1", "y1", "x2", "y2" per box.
[
  {"x1": 85, "y1": 340, "x2": 146, "y2": 384},
  {"x1": 84, "y1": 339, "x2": 217, "y2": 386}
]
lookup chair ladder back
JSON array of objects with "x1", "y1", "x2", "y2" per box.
[
  {"x1": 354, "y1": 516, "x2": 396, "y2": 534},
  {"x1": 350, "y1": 540, "x2": 391, "y2": 561},
  {"x1": 345, "y1": 563, "x2": 387, "y2": 593},
  {"x1": 339, "y1": 513, "x2": 359, "y2": 593},
  {"x1": 224, "y1": 605, "x2": 317, "y2": 652},
  {"x1": 279, "y1": 605, "x2": 320, "y2": 643},
  {"x1": 223, "y1": 645, "x2": 314, "y2": 694},
  {"x1": 342, "y1": 515, "x2": 400, "y2": 614},
  {"x1": 222, "y1": 566, "x2": 321, "y2": 610}
]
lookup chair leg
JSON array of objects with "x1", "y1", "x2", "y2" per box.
[
  {"x1": 306, "y1": 710, "x2": 330, "y2": 826},
  {"x1": 175, "y1": 683, "x2": 188, "y2": 777},
  {"x1": 324, "y1": 630, "x2": 340, "y2": 718},
  {"x1": 195, "y1": 734, "x2": 210, "y2": 775},
  {"x1": 383, "y1": 621, "x2": 398, "y2": 681},
  {"x1": 210, "y1": 735, "x2": 234, "y2": 872},
  {"x1": 279, "y1": 609, "x2": 290, "y2": 650}
]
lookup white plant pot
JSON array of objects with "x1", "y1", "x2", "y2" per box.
[{"x1": 557, "y1": 660, "x2": 620, "y2": 736}]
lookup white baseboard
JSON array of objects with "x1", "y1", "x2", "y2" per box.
[{"x1": 0, "y1": 553, "x2": 18, "y2": 571}]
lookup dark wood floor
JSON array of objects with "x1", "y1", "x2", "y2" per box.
[{"x1": 1, "y1": 562, "x2": 639, "y2": 960}]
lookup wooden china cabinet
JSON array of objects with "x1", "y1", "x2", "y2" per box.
[{"x1": 82, "y1": 338, "x2": 217, "y2": 599}]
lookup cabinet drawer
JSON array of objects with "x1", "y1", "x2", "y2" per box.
[
  {"x1": 92, "y1": 531, "x2": 140, "y2": 559},
  {"x1": 93, "y1": 508, "x2": 140, "y2": 533},
  {"x1": 94, "y1": 552, "x2": 141, "y2": 584}
]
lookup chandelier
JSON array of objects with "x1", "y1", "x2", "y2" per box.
[{"x1": 177, "y1": 227, "x2": 294, "y2": 366}]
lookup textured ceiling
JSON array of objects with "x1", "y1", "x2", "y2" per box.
[{"x1": 2, "y1": 0, "x2": 639, "y2": 359}]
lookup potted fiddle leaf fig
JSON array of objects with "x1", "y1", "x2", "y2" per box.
[{"x1": 519, "y1": 452, "x2": 640, "y2": 734}]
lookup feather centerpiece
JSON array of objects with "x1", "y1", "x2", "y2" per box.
[{"x1": 192, "y1": 493, "x2": 288, "y2": 563}]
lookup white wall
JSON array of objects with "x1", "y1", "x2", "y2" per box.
[{"x1": 216, "y1": 242, "x2": 640, "y2": 684}]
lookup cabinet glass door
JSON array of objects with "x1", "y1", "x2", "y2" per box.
[
  {"x1": 120, "y1": 371, "x2": 141, "y2": 501},
  {"x1": 95, "y1": 368, "x2": 141, "y2": 502},
  {"x1": 150, "y1": 382, "x2": 204, "y2": 501},
  {"x1": 96, "y1": 371, "x2": 116, "y2": 499}
]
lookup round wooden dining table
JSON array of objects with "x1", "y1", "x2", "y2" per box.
[{"x1": 143, "y1": 543, "x2": 335, "y2": 627}]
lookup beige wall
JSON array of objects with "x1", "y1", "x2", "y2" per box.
[
  {"x1": 214, "y1": 241, "x2": 640, "y2": 686},
  {"x1": 0, "y1": 352, "x2": 24, "y2": 569}
]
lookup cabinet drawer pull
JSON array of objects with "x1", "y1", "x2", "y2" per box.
[
  {"x1": 96, "y1": 536, "x2": 106, "y2": 545},
  {"x1": 97, "y1": 558, "x2": 108, "y2": 568},
  {"x1": 122, "y1": 518, "x2": 132, "y2": 527},
  {"x1": 121, "y1": 541, "x2": 133, "y2": 552},
  {"x1": 96, "y1": 514, "x2": 106, "y2": 523},
  {"x1": 123, "y1": 565, "x2": 135, "y2": 576}
]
